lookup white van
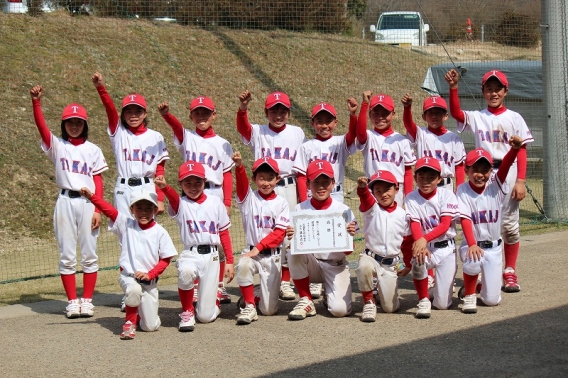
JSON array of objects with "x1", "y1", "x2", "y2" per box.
[{"x1": 370, "y1": 11, "x2": 429, "y2": 47}]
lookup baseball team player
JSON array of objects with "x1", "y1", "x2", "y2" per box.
[
  {"x1": 237, "y1": 90, "x2": 306, "y2": 301},
  {"x1": 154, "y1": 162, "x2": 234, "y2": 331},
  {"x1": 293, "y1": 100, "x2": 358, "y2": 203},
  {"x1": 456, "y1": 135, "x2": 523, "y2": 313},
  {"x1": 405, "y1": 157, "x2": 460, "y2": 319},
  {"x1": 30, "y1": 85, "x2": 109, "y2": 319},
  {"x1": 401, "y1": 94, "x2": 466, "y2": 290},
  {"x1": 286, "y1": 160, "x2": 358, "y2": 320},
  {"x1": 159, "y1": 98, "x2": 234, "y2": 304},
  {"x1": 355, "y1": 170, "x2": 410, "y2": 322},
  {"x1": 80, "y1": 187, "x2": 177, "y2": 340},
  {"x1": 232, "y1": 153, "x2": 290, "y2": 325},
  {"x1": 445, "y1": 69, "x2": 533, "y2": 292}
]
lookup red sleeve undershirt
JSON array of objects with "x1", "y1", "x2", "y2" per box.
[
  {"x1": 297, "y1": 173, "x2": 308, "y2": 202},
  {"x1": 256, "y1": 228, "x2": 286, "y2": 251},
  {"x1": 235, "y1": 165, "x2": 250, "y2": 201},
  {"x1": 345, "y1": 114, "x2": 357, "y2": 147},
  {"x1": 96, "y1": 85, "x2": 120, "y2": 134},
  {"x1": 356, "y1": 102, "x2": 369, "y2": 144},
  {"x1": 220, "y1": 229, "x2": 234, "y2": 264},
  {"x1": 32, "y1": 99, "x2": 52, "y2": 148},
  {"x1": 236, "y1": 109, "x2": 252, "y2": 141},
  {"x1": 404, "y1": 166, "x2": 414, "y2": 196},
  {"x1": 92, "y1": 174, "x2": 103, "y2": 214},
  {"x1": 455, "y1": 163, "x2": 465, "y2": 188},
  {"x1": 89, "y1": 194, "x2": 119, "y2": 222},
  {"x1": 357, "y1": 186, "x2": 376, "y2": 212},
  {"x1": 160, "y1": 112, "x2": 185, "y2": 142},
  {"x1": 161, "y1": 184, "x2": 180, "y2": 213},
  {"x1": 154, "y1": 161, "x2": 166, "y2": 202},
  {"x1": 410, "y1": 216, "x2": 452, "y2": 242},
  {"x1": 223, "y1": 170, "x2": 233, "y2": 207},
  {"x1": 497, "y1": 145, "x2": 520, "y2": 183},
  {"x1": 402, "y1": 106, "x2": 418, "y2": 140},
  {"x1": 147, "y1": 257, "x2": 172, "y2": 280},
  {"x1": 461, "y1": 218, "x2": 477, "y2": 247},
  {"x1": 449, "y1": 88, "x2": 465, "y2": 123},
  {"x1": 516, "y1": 146, "x2": 527, "y2": 180}
]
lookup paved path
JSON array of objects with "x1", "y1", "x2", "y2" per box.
[{"x1": 1, "y1": 231, "x2": 568, "y2": 377}]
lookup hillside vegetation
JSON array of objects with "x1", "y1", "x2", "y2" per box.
[{"x1": 0, "y1": 10, "x2": 442, "y2": 238}]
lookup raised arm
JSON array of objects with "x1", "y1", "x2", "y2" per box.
[
  {"x1": 158, "y1": 102, "x2": 185, "y2": 142},
  {"x1": 401, "y1": 93, "x2": 418, "y2": 140},
  {"x1": 236, "y1": 90, "x2": 253, "y2": 141},
  {"x1": 30, "y1": 86, "x2": 53, "y2": 149},
  {"x1": 92, "y1": 72, "x2": 120, "y2": 133}
]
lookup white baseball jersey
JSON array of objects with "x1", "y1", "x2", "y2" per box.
[
  {"x1": 168, "y1": 194, "x2": 231, "y2": 248},
  {"x1": 357, "y1": 130, "x2": 416, "y2": 182},
  {"x1": 405, "y1": 188, "x2": 460, "y2": 242},
  {"x1": 360, "y1": 203, "x2": 408, "y2": 258},
  {"x1": 109, "y1": 124, "x2": 169, "y2": 178},
  {"x1": 457, "y1": 178, "x2": 508, "y2": 242},
  {"x1": 407, "y1": 127, "x2": 466, "y2": 178},
  {"x1": 237, "y1": 187, "x2": 290, "y2": 248},
  {"x1": 42, "y1": 134, "x2": 108, "y2": 191},
  {"x1": 293, "y1": 136, "x2": 356, "y2": 185},
  {"x1": 111, "y1": 213, "x2": 178, "y2": 276},
  {"x1": 292, "y1": 199, "x2": 358, "y2": 261},
  {"x1": 242, "y1": 124, "x2": 306, "y2": 178},
  {"x1": 175, "y1": 130, "x2": 234, "y2": 186},
  {"x1": 458, "y1": 108, "x2": 533, "y2": 160}
]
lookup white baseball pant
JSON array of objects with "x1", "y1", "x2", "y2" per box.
[
  {"x1": 356, "y1": 254, "x2": 400, "y2": 313},
  {"x1": 54, "y1": 193, "x2": 99, "y2": 275},
  {"x1": 275, "y1": 180, "x2": 297, "y2": 268},
  {"x1": 176, "y1": 246, "x2": 221, "y2": 323},
  {"x1": 411, "y1": 242, "x2": 457, "y2": 310},
  {"x1": 288, "y1": 252, "x2": 352, "y2": 317},
  {"x1": 235, "y1": 251, "x2": 282, "y2": 315},
  {"x1": 459, "y1": 240, "x2": 503, "y2": 306},
  {"x1": 113, "y1": 178, "x2": 156, "y2": 218},
  {"x1": 118, "y1": 273, "x2": 161, "y2": 332},
  {"x1": 498, "y1": 162, "x2": 520, "y2": 245}
]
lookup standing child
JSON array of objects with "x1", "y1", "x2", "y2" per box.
[
  {"x1": 355, "y1": 170, "x2": 410, "y2": 322},
  {"x1": 79, "y1": 187, "x2": 177, "y2": 339},
  {"x1": 456, "y1": 136, "x2": 523, "y2": 313},
  {"x1": 445, "y1": 69, "x2": 533, "y2": 292},
  {"x1": 237, "y1": 90, "x2": 306, "y2": 301},
  {"x1": 405, "y1": 157, "x2": 460, "y2": 319},
  {"x1": 154, "y1": 162, "x2": 234, "y2": 331},
  {"x1": 401, "y1": 94, "x2": 466, "y2": 289},
  {"x1": 286, "y1": 160, "x2": 358, "y2": 320},
  {"x1": 30, "y1": 85, "x2": 108, "y2": 318},
  {"x1": 159, "y1": 98, "x2": 234, "y2": 304},
  {"x1": 232, "y1": 153, "x2": 290, "y2": 325}
]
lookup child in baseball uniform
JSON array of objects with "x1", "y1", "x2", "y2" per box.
[
  {"x1": 286, "y1": 160, "x2": 358, "y2": 320},
  {"x1": 293, "y1": 100, "x2": 358, "y2": 203},
  {"x1": 401, "y1": 94, "x2": 466, "y2": 290},
  {"x1": 445, "y1": 69, "x2": 533, "y2": 292},
  {"x1": 457, "y1": 135, "x2": 523, "y2": 313},
  {"x1": 30, "y1": 85, "x2": 109, "y2": 319},
  {"x1": 405, "y1": 157, "x2": 460, "y2": 319},
  {"x1": 232, "y1": 153, "x2": 290, "y2": 325},
  {"x1": 158, "y1": 98, "x2": 234, "y2": 304},
  {"x1": 355, "y1": 170, "x2": 410, "y2": 322},
  {"x1": 154, "y1": 162, "x2": 234, "y2": 331},
  {"x1": 79, "y1": 187, "x2": 177, "y2": 340},
  {"x1": 237, "y1": 90, "x2": 306, "y2": 301}
]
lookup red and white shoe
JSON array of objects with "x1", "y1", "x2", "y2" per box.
[
  {"x1": 502, "y1": 267, "x2": 520, "y2": 293},
  {"x1": 120, "y1": 321, "x2": 136, "y2": 340}
]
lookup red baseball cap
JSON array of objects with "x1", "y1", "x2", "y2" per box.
[
  {"x1": 465, "y1": 148, "x2": 493, "y2": 166},
  {"x1": 61, "y1": 104, "x2": 88, "y2": 121},
  {"x1": 265, "y1": 92, "x2": 291, "y2": 109},
  {"x1": 369, "y1": 94, "x2": 395, "y2": 112},
  {"x1": 415, "y1": 157, "x2": 442, "y2": 172},
  {"x1": 422, "y1": 96, "x2": 448, "y2": 113},
  {"x1": 306, "y1": 159, "x2": 334, "y2": 181},
  {"x1": 121, "y1": 94, "x2": 147, "y2": 110},
  {"x1": 481, "y1": 70, "x2": 509, "y2": 88},
  {"x1": 252, "y1": 157, "x2": 280, "y2": 174},
  {"x1": 190, "y1": 96, "x2": 215, "y2": 112},
  {"x1": 178, "y1": 161, "x2": 206, "y2": 181},
  {"x1": 311, "y1": 102, "x2": 337, "y2": 118},
  {"x1": 368, "y1": 170, "x2": 398, "y2": 187}
]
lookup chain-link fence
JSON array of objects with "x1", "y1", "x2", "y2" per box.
[{"x1": 0, "y1": 0, "x2": 566, "y2": 285}]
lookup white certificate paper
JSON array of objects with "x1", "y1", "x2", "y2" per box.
[{"x1": 289, "y1": 209, "x2": 353, "y2": 255}]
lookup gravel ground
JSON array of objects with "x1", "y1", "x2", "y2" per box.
[{"x1": 1, "y1": 231, "x2": 567, "y2": 377}]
